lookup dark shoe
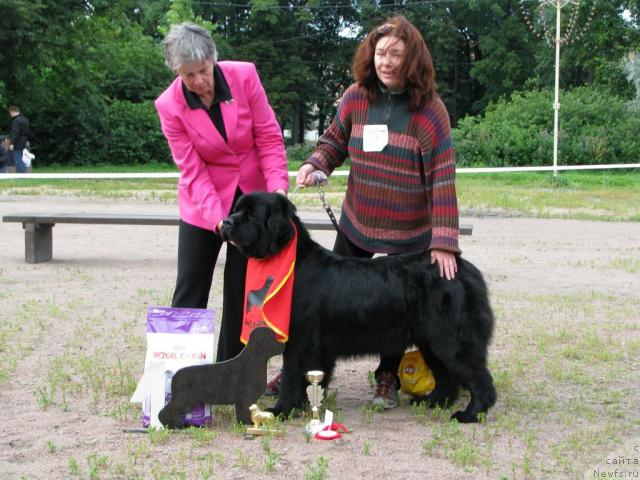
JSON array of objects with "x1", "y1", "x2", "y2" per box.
[
  {"x1": 372, "y1": 371, "x2": 399, "y2": 410},
  {"x1": 264, "y1": 370, "x2": 282, "y2": 396}
]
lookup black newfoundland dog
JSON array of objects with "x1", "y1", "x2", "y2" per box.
[{"x1": 221, "y1": 192, "x2": 497, "y2": 423}]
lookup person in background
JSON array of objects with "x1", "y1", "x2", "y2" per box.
[
  {"x1": 156, "y1": 23, "x2": 289, "y2": 362},
  {"x1": 0, "y1": 135, "x2": 9, "y2": 173},
  {"x1": 8, "y1": 106, "x2": 31, "y2": 173},
  {"x1": 295, "y1": 15, "x2": 461, "y2": 410}
]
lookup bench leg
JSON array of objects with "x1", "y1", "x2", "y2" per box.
[{"x1": 24, "y1": 223, "x2": 53, "y2": 263}]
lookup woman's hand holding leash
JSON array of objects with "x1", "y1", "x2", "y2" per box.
[{"x1": 296, "y1": 164, "x2": 328, "y2": 187}]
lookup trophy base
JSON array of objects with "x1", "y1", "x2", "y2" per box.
[{"x1": 246, "y1": 427, "x2": 284, "y2": 436}]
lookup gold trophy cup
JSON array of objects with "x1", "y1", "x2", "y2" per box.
[{"x1": 305, "y1": 370, "x2": 325, "y2": 429}]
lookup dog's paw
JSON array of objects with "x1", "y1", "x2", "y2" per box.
[
  {"x1": 158, "y1": 408, "x2": 185, "y2": 429},
  {"x1": 264, "y1": 405, "x2": 286, "y2": 419},
  {"x1": 266, "y1": 403, "x2": 303, "y2": 421},
  {"x1": 450, "y1": 410, "x2": 480, "y2": 423}
]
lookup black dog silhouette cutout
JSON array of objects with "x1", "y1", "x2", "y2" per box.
[{"x1": 159, "y1": 327, "x2": 284, "y2": 428}]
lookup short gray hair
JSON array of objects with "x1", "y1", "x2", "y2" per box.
[{"x1": 163, "y1": 23, "x2": 218, "y2": 73}]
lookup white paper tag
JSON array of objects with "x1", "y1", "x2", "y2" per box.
[
  {"x1": 363, "y1": 124, "x2": 388, "y2": 152},
  {"x1": 310, "y1": 409, "x2": 334, "y2": 435}
]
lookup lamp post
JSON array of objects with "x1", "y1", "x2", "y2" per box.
[
  {"x1": 520, "y1": 0, "x2": 595, "y2": 176},
  {"x1": 544, "y1": 0, "x2": 579, "y2": 177}
]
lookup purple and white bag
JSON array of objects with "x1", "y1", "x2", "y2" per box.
[{"x1": 131, "y1": 307, "x2": 215, "y2": 428}]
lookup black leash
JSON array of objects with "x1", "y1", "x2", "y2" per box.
[
  {"x1": 313, "y1": 172, "x2": 356, "y2": 256},
  {"x1": 317, "y1": 182, "x2": 341, "y2": 233},
  {"x1": 289, "y1": 171, "x2": 354, "y2": 255}
]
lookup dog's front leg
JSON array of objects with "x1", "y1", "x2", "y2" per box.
[
  {"x1": 158, "y1": 400, "x2": 186, "y2": 429},
  {"x1": 270, "y1": 349, "x2": 308, "y2": 418}
]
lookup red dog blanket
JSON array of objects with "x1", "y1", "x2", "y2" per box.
[{"x1": 240, "y1": 223, "x2": 297, "y2": 344}]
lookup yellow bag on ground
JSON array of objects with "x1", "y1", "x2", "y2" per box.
[{"x1": 397, "y1": 350, "x2": 436, "y2": 396}]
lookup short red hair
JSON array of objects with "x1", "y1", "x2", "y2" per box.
[{"x1": 352, "y1": 15, "x2": 437, "y2": 111}]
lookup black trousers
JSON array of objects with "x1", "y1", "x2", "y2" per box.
[
  {"x1": 171, "y1": 191, "x2": 247, "y2": 362},
  {"x1": 332, "y1": 232, "x2": 405, "y2": 387}
]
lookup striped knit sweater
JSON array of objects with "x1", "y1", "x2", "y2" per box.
[{"x1": 307, "y1": 83, "x2": 460, "y2": 254}]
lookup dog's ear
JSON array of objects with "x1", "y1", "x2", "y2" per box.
[{"x1": 265, "y1": 195, "x2": 295, "y2": 253}]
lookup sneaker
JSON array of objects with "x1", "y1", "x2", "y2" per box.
[
  {"x1": 264, "y1": 370, "x2": 282, "y2": 396},
  {"x1": 371, "y1": 371, "x2": 399, "y2": 410}
]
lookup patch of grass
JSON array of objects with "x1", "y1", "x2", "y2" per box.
[
  {"x1": 31, "y1": 304, "x2": 144, "y2": 423},
  {"x1": 233, "y1": 448, "x2": 256, "y2": 471},
  {"x1": 261, "y1": 435, "x2": 282, "y2": 473},
  {"x1": 483, "y1": 289, "x2": 639, "y2": 477},
  {"x1": 193, "y1": 452, "x2": 217, "y2": 479},
  {"x1": 126, "y1": 437, "x2": 152, "y2": 466},
  {"x1": 148, "y1": 428, "x2": 171, "y2": 446},
  {"x1": 86, "y1": 453, "x2": 110, "y2": 479},
  {"x1": 4, "y1": 169, "x2": 638, "y2": 220},
  {"x1": 456, "y1": 171, "x2": 640, "y2": 221},
  {"x1": 184, "y1": 426, "x2": 218, "y2": 447},
  {"x1": 362, "y1": 441, "x2": 372, "y2": 455},
  {"x1": 68, "y1": 457, "x2": 80, "y2": 476},
  {"x1": 422, "y1": 420, "x2": 486, "y2": 469},
  {"x1": 608, "y1": 256, "x2": 640, "y2": 274},
  {"x1": 305, "y1": 456, "x2": 330, "y2": 480},
  {"x1": 0, "y1": 298, "x2": 58, "y2": 383},
  {"x1": 366, "y1": 370, "x2": 376, "y2": 387},
  {"x1": 231, "y1": 419, "x2": 248, "y2": 435},
  {"x1": 46, "y1": 439, "x2": 56, "y2": 453},
  {"x1": 150, "y1": 460, "x2": 188, "y2": 479},
  {"x1": 360, "y1": 403, "x2": 384, "y2": 423}
]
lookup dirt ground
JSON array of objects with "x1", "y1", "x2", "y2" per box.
[{"x1": 0, "y1": 193, "x2": 638, "y2": 480}]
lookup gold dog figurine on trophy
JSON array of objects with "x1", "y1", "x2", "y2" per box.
[{"x1": 246, "y1": 404, "x2": 283, "y2": 436}]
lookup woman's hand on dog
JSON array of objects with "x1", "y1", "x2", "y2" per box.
[{"x1": 430, "y1": 249, "x2": 457, "y2": 280}]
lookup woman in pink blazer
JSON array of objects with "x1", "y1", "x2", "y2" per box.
[{"x1": 157, "y1": 23, "x2": 289, "y2": 361}]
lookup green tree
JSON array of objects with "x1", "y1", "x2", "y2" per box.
[
  {"x1": 461, "y1": 0, "x2": 536, "y2": 114},
  {"x1": 300, "y1": 0, "x2": 359, "y2": 136},
  {"x1": 454, "y1": 86, "x2": 640, "y2": 167},
  {"x1": 524, "y1": 1, "x2": 639, "y2": 96},
  {"x1": 2, "y1": 1, "x2": 171, "y2": 165}
]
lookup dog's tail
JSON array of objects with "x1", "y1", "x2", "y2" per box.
[{"x1": 458, "y1": 259, "x2": 495, "y2": 345}]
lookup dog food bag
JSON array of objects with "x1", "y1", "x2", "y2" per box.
[
  {"x1": 398, "y1": 350, "x2": 436, "y2": 396},
  {"x1": 130, "y1": 307, "x2": 215, "y2": 428}
]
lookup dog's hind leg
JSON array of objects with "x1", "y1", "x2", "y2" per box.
[
  {"x1": 449, "y1": 364, "x2": 496, "y2": 423},
  {"x1": 410, "y1": 344, "x2": 459, "y2": 409},
  {"x1": 438, "y1": 346, "x2": 496, "y2": 423}
]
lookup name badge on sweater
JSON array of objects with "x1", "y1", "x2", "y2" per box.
[{"x1": 362, "y1": 125, "x2": 388, "y2": 152}]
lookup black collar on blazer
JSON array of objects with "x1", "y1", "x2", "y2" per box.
[{"x1": 178, "y1": 63, "x2": 238, "y2": 154}]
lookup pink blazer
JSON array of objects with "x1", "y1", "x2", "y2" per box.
[{"x1": 155, "y1": 61, "x2": 289, "y2": 231}]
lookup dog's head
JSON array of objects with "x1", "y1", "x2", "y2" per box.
[{"x1": 221, "y1": 192, "x2": 297, "y2": 259}]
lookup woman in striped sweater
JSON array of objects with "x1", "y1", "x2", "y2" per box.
[{"x1": 296, "y1": 15, "x2": 461, "y2": 410}]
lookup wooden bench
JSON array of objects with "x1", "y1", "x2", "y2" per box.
[{"x1": 2, "y1": 213, "x2": 473, "y2": 264}]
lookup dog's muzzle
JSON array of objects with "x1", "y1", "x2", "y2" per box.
[{"x1": 219, "y1": 218, "x2": 232, "y2": 242}]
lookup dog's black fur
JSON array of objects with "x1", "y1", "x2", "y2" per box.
[{"x1": 222, "y1": 192, "x2": 497, "y2": 423}]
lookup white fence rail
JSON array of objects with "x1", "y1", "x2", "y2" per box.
[{"x1": 0, "y1": 163, "x2": 638, "y2": 180}]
